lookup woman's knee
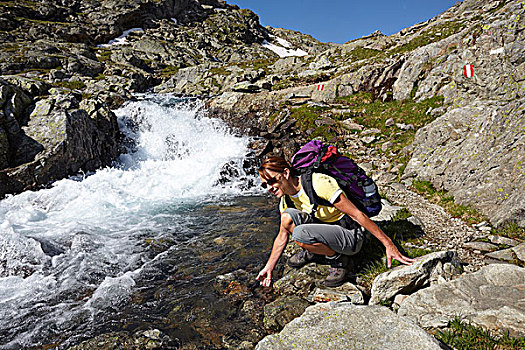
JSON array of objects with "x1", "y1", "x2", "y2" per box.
[{"x1": 291, "y1": 225, "x2": 309, "y2": 243}]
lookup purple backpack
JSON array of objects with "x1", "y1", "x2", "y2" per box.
[{"x1": 290, "y1": 140, "x2": 382, "y2": 218}]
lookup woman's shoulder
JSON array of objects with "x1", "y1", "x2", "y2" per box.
[{"x1": 312, "y1": 172, "x2": 338, "y2": 183}]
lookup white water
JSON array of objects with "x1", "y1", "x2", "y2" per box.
[{"x1": 0, "y1": 94, "x2": 257, "y2": 349}]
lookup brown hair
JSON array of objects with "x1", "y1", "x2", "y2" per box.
[{"x1": 258, "y1": 156, "x2": 297, "y2": 179}]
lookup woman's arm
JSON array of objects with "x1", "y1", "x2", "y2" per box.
[
  {"x1": 333, "y1": 193, "x2": 415, "y2": 267},
  {"x1": 256, "y1": 213, "x2": 292, "y2": 286}
]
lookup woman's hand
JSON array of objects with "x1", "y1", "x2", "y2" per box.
[
  {"x1": 386, "y1": 243, "x2": 415, "y2": 268},
  {"x1": 256, "y1": 267, "x2": 273, "y2": 287}
]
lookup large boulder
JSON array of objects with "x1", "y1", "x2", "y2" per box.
[
  {"x1": 0, "y1": 88, "x2": 120, "y2": 197},
  {"x1": 370, "y1": 251, "x2": 461, "y2": 305},
  {"x1": 403, "y1": 99, "x2": 525, "y2": 227},
  {"x1": 398, "y1": 264, "x2": 525, "y2": 337},
  {"x1": 256, "y1": 302, "x2": 447, "y2": 350}
]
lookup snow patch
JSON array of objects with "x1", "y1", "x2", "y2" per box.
[
  {"x1": 97, "y1": 28, "x2": 144, "y2": 48},
  {"x1": 262, "y1": 37, "x2": 308, "y2": 58},
  {"x1": 490, "y1": 47, "x2": 504, "y2": 55}
]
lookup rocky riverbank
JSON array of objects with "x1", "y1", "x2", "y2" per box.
[{"x1": 1, "y1": 0, "x2": 524, "y2": 349}]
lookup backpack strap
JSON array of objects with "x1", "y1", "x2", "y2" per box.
[
  {"x1": 301, "y1": 171, "x2": 358, "y2": 229},
  {"x1": 300, "y1": 171, "x2": 331, "y2": 218},
  {"x1": 284, "y1": 194, "x2": 295, "y2": 210}
]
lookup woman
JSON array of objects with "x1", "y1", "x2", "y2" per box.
[{"x1": 256, "y1": 156, "x2": 414, "y2": 287}]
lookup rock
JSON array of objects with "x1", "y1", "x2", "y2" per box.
[
  {"x1": 395, "y1": 123, "x2": 414, "y2": 130},
  {"x1": 463, "y1": 241, "x2": 499, "y2": 252},
  {"x1": 307, "y1": 283, "x2": 365, "y2": 304},
  {"x1": 513, "y1": 243, "x2": 525, "y2": 262},
  {"x1": 232, "y1": 82, "x2": 261, "y2": 93},
  {"x1": 342, "y1": 118, "x2": 364, "y2": 130},
  {"x1": 66, "y1": 329, "x2": 174, "y2": 349},
  {"x1": 381, "y1": 141, "x2": 394, "y2": 152},
  {"x1": 0, "y1": 93, "x2": 120, "y2": 198},
  {"x1": 485, "y1": 248, "x2": 515, "y2": 262},
  {"x1": 406, "y1": 215, "x2": 425, "y2": 229},
  {"x1": 361, "y1": 136, "x2": 376, "y2": 144},
  {"x1": 370, "y1": 251, "x2": 460, "y2": 305},
  {"x1": 404, "y1": 100, "x2": 525, "y2": 228},
  {"x1": 398, "y1": 264, "x2": 525, "y2": 337},
  {"x1": 273, "y1": 263, "x2": 330, "y2": 299},
  {"x1": 372, "y1": 199, "x2": 404, "y2": 222},
  {"x1": 488, "y1": 235, "x2": 520, "y2": 247},
  {"x1": 393, "y1": 294, "x2": 409, "y2": 307},
  {"x1": 256, "y1": 302, "x2": 446, "y2": 350},
  {"x1": 263, "y1": 295, "x2": 310, "y2": 332}
]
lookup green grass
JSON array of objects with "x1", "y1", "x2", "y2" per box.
[
  {"x1": 492, "y1": 221, "x2": 525, "y2": 241},
  {"x1": 345, "y1": 47, "x2": 382, "y2": 62},
  {"x1": 411, "y1": 180, "x2": 488, "y2": 226},
  {"x1": 437, "y1": 317, "x2": 525, "y2": 350},
  {"x1": 159, "y1": 65, "x2": 180, "y2": 78},
  {"x1": 333, "y1": 92, "x2": 444, "y2": 177},
  {"x1": 287, "y1": 104, "x2": 341, "y2": 141},
  {"x1": 285, "y1": 88, "x2": 443, "y2": 144},
  {"x1": 388, "y1": 20, "x2": 466, "y2": 56}
]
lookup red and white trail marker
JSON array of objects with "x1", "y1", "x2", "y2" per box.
[
  {"x1": 316, "y1": 84, "x2": 325, "y2": 91},
  {"x1": 464, "y1": 64, "x2": 474, "y2": 78}
]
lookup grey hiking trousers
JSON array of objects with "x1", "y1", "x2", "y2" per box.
[{"x1": 284, "y1": 208, "x2": 364, "y2": 256}]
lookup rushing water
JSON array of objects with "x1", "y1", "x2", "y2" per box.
[{"x1": 0, "y1": 95, "x2": 278, "y2": 349}]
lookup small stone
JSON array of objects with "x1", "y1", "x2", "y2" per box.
[
  {"x1": 407, "y1": 216, "x2": 424, "y2": 228},
  {"x1": 488, "y1": 235, "x2": 519, "y2": 247},
  {"x1": 395, "y1": 123, "x2": 414, "y2": 130},
  {"x1": 361, "y1": 136, "x2": 376, "y2": 144},
  {"x1": 513, "y1": 243, "x2": 525, "y2": 262},
  {"x1": 463, "y1": 241, "x2": 499, "y2": 252},
  {"x1": 385, "y1": 118, "x2": 395, "y2": 127},
  {"x1": 394, "y1": 294, "x2": 408, "y2": 306},
  {"x1": 381, "y1": 141, "x2": 393, "y2": 152},
  {"x1": 308, "y1": 284, "x2": 365, "y2": 305},
  {"x1": 485, "y1": 248, "x2": 515, "y2": 262}
]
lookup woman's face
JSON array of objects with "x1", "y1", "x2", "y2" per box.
[{"x1": 259, "y1": 169, "x2": 286, "y2": 198}]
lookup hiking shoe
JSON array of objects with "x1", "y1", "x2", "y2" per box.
[
  {"x1": 288, "y1": 248, "x2": 319, "y2": 268},
  {"x1": 324, "y1": 255, "x2": 350, "y2": 287}
]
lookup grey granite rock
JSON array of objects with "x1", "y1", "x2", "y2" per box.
[
  {"x1": 398, "y1": 264, "x2": 525, "y2": 337},
  {"x1": 256, "y1": 302, "x2": 446, "y2": 350}
]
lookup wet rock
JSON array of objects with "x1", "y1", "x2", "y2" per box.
[
  {"x1": 273, "y1": 263, "x2": 329, "y2": 299},
  {"x1": 256, "y1": 302, "x2": 446, "y2": 350},
  {"x1": 398, "y1": 264, "x2": 525, "y2": 337},
  {"x1": 263, "y1": 295, "x2": 310, "y2": 332},
  {"x1": 66, "y1": 329, "x2": 175, "y2": 350}
]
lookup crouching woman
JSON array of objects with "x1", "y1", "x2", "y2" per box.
[{"x1": 256, "y1": 156, "x2": 414, "y2": 287}]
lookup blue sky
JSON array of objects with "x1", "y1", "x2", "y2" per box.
[{"x1": 227, "y1": 0, "x2": 460, "y2": 44}]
